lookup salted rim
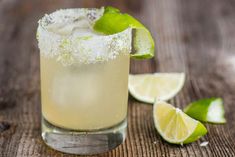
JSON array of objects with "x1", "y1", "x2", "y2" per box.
[{"x1": 36, "y1": 8, "x2": 132, "y2": 66}]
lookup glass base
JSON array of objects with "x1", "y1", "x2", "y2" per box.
[{"x1": 41, "y1": 117, "x2": 127, "y2": 155}]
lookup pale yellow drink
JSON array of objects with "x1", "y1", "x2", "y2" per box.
[
  {"x1": 37, "y1": 9, "x2": 131, "y2": 131},
  {"x1": 40, "y1": 53, "x2": 130, "y2": 130}
]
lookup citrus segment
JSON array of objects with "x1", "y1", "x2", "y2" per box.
[
  {"x1": 153, "y1": 101, "x2": 207, "y2": 144},
  {"x1": 129, "y1": 73, "x2": 185, "y2": 103}
]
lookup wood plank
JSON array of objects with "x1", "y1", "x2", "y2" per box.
[{"x1": 0, "y1": 0, "x2": 234, "y2": 156}]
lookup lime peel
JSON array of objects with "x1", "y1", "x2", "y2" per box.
[
  {"x1": 184, "y1": 98, "x2": 226, "y2": 124},
  {"x1": 93, "y1": 6, "x2": 155, "y2": 59}
]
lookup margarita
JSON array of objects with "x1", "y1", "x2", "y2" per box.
[{"x1": 37, "y1": 7, "x2": 154, "y2": 155}]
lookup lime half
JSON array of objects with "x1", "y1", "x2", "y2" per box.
[
  {"x1": 128, "y1": 73, "x2": 185, "y2": 103},
  {"x1": 93, "y1": 6, "x2": 155, "y2": 59},
  {"x1": 153, "y1": 101, "x2": 207, "y2": 144},
  {"x1": 184, "y1": 98, "x2": 226, "y2": 124}
]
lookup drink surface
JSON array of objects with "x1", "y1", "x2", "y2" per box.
[{"x1": 38, "y1": 8, "x2": 131, "y2": 130}]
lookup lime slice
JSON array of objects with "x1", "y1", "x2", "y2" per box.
[
  {"x1": 93, "y1": 6, "x2": 155, "y2": 59},
  {"x1": 153, "y1": 101, "x2": 207, "y2": 144},
  {"x1": 184, "y1": 98, "x2": 226, "y2": 124},
  {"x1": 128, "y1": 73, "x2": 185, "y2": 103}
]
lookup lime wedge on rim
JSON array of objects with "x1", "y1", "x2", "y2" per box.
[
  {"x1": 93, "y1": 6, "x2": 155, "y2": 59},
  {"x1": 184, "y1": 98, "x2": 226, "y2": 124},
  {"x1": 153, "y1": 101, "x2": 207, "y2": 144},
  {"x1": 128, "y1": 73, "x2": 185, "y2": 103}
]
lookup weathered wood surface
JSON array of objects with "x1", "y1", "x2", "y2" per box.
[{"x1": 0, "y1": 0, "x2": 235, "y2": 156}]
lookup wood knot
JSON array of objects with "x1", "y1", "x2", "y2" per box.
[
  {"x1": 0, "y1": 89, "x2": 16, "y2": 110},
  {"x1": 0, "y1": 121, "x2": 10, "y2": 133},
  {"x1": 182, "y1": 34, "x2": 190, "y2": 43},
  {"x1": 221, "y1": 8, "x2": 230, "y2": 17}
]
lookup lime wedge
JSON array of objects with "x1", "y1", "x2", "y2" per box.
[
  {"x1": 153, "y1": 101, "x2": 207, "y2": 144},
  {"x1": 184, "y1": 98, "x2": 226, "y2": 124},
  {"x1": 128, "y1": 73, "x2": 185, "y2": 103},
  {"x1": 93, "y1": 6, "x2": 155, "y2": 59}
]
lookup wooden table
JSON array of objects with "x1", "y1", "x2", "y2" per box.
[{"x1": 0, "y1": 0, "x2": 235, "y2": 156}]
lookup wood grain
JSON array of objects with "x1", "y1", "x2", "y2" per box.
[{"x1": 0, "y1": 0, "x2": 235, "y2": 156}]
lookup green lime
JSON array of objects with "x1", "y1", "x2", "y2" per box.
[
  {"x1": 153, "y1": 101, "x2": 207, "y2": 144},
  {"x1": 93, "y1": 6, "x2": 155, "y2": 59},
  {"x1": 184, "y1": 98, "x2": 226, "y2": 124}
]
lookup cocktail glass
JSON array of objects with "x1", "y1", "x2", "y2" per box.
[{"x1": 37, "y1": 8, "x2": 131, "y2": 155}]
